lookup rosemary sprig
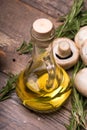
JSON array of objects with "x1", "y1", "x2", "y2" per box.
[
  {"x1": 55, "y1": 0, "x2": 87, "y2": 39},
  {"x1": 0, "y1": 74, "x2": 18, "y2": 101},
  {"x1": 66, "y1": 60, "x2": 87, "y2": 130},
  {"x1": 17, "y1": 41, "x2": 33, "y2": 54}
]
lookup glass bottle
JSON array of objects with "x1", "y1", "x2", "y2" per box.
[{"x1": 16, "y1": 18, "x2": 71, "y2": 113}]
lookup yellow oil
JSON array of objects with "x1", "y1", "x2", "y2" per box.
[{"x1": 16, "y1": 65, "x2": 71, "y2": 113}]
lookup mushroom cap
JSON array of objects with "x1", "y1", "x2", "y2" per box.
[
  {"x1": 75, "y1": 26, "x2": 87, "y2": 49},
  {"x1": 74, "y1": 68, "x2": 87, "y2": 97},
  {"x1": 52, "y1": 38, "x2": 79, "y2": 69},
  {"x1": 80, "y1": 40, "x2": 87, "y2": 65}
]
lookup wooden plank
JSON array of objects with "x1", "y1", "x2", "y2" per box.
[
  {"x1": 0, "y1": 31, "x2": 30, "y2": 74},
  {"x1": 20, "y1": 0, "x2": 87, "y2": 18},
  {"x1": 0, "y1": 72, "x2": 8, "y2": 89},
  {"x1": 0, "y1": 0, "x2": 58, "y2": 43},
  {"x1": 20, "y1": 0, "x2": 74, "y2": 18},
  {"x1": 0, "y1": 99, "x2": 71, "y2": 130}
]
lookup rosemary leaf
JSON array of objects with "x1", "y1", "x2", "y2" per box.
[
  {"x1": 17, "y1": 41, "x2": 33, "y2": 54},
  {"x1": 55, "y1": 0, "x2": 87, "y2": 39},
  {"x1": 0, "y1": 74, "x2": 18, "y2": 101}
]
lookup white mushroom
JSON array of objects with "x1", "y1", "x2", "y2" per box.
[
  {"x1": 52, "y1": 38, "x2": 79, "y2": 69},
  {"x1": 75, "y1": 26, "x2": 87, "y2": 49},
  {"x1": 74, "y1": 68, "x2": 87, "y2": 97},
  {"x1": 80, "y1": 40, "x2": 87, "y2": 65}
]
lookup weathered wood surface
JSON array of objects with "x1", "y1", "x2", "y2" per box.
[
  {"x1": 20, "y1": 0, "x2": 73, "y2": 18},
  {"x1": 0, "y1": 0, "x2": 79, "y2": 130},
  {"x1": 21, "y1": 0, "x2": 87, "y2": 18}
]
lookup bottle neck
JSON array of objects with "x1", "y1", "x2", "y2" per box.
[
  {"x1": 31, "y1": 27, "x2": 55, "y2": 48},
  {"x1": 32, "y1": 43, "x2": 46, "y2": 59},
  {"x1": 31, "y1": 26, "x2": 55, "y2": 59}
]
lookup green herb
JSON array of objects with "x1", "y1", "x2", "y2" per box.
[
  {"x1": 66, "y1": 60, "x2": 87, "y2": 130},
  {"x1": 0, "y1": 74, "x2": 18, "y2": 101},
  {"x1": 55, "y1": 0, "x2": 87, "y2": 39},
  {"x1": 17, "y1": 41, "x2": 33, "y2": 54}
]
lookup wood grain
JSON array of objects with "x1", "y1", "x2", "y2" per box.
[
  {"x1": 0, "y1": 0, "x2": 58, "y2": 43},
  {"x1": 0, "y1": 31, "x2": 29, "y2": 74},
  {"x1": 20, "y1": 0, "x2": 74, "y2": 18},
  {"x1": 21, "y1": 0, "x2": 87, "y2": 18},
  {"x1": 0, "y1": 99, "x2": 71, "y2": 130}
]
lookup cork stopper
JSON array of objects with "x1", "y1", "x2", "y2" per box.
[
  {"x1": 58, "y1": 41, "x2": 71, "y2": 58},
  {"x1": 31, "y1": 18, "x2": 54, "y2": 40}
]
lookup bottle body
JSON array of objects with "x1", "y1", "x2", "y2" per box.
[
  {"x1": 16, "y1": 18, "x2": 71, "y2": 113},
  {"x1": 16, "y1": 51, "x2": 71, "y2": 113}
]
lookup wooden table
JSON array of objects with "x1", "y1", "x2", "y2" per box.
[{"x1": 0, "y1": 0, "x2": 86, "y2": 130}]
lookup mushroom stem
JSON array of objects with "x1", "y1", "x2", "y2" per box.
[{"x1": 58, "y1": 41, "x2": 71, "y2": 58}]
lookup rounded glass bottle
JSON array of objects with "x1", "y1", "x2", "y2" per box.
[{"x1": 16, "y1": 18, "x2": 71, "y2": 113}]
